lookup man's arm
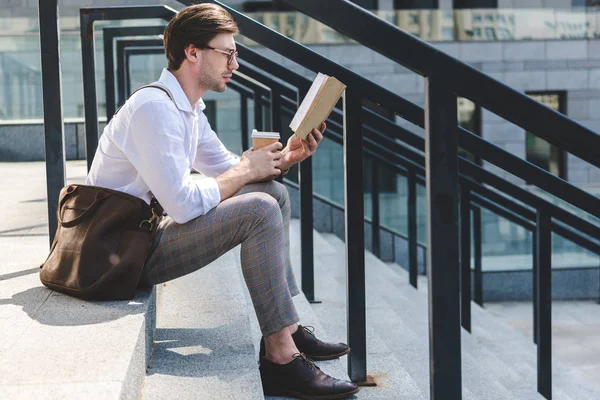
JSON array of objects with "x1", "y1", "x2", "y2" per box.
[{"x1": 215, "y1": 141, "x2": 284, "y2": 201}]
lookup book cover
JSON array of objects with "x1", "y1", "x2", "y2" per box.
[{"x1": 290, "y1": 72, "x2": 346, "y2": 140}]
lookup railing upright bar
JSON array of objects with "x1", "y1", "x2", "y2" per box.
[
  {"x1": 80, "y1": 11, "x2": 98, "y2": 171},
  {"x1": 271, "y1": 86, "x2": 282, "y2": 134},
  {"x1": 460, "y1": 185, "x2": 472, "y2": 333},
  {"x1": 103, "y1": 32, "x2": 116, "y2": 122},
  {"x1": 473, "y1": 206, "x2": 483, "y2": 306},
  {"x1": 79, "y1": 6, "x2": 175, "y2": 170},
  {"x1": 408, "y1": 169, "x2": 418, "y2": 288},
  {"x1": 241, "y1": 93, "x2": 249, "y2": 151},
  {"x1": 254, "y1": 91, "x2": 263, "y2": 131},
  {"x1": 39, "y1": 0, "x2": 66, "y2": 246},
  {"x1": 298, "y1": 82, "x2": 317, "y2": 303},
  {"x1": 300, "y1": 155, "x2": 316, "y2": 302},
  {"x1": 371, "y1": 160, "x2": 381, "y2": 258},
  {"x1": 344, "y1": 88, "x2": 369, "y2": 384},
  {"x1": 533, "y1": 229, "x2": 538, "y2": 345},
  {"x1": 425, "y1": 77, "x2": 461, "y2": 400},
  {"x1": 535, "y1": 210, "x2": 552, "y2": 399},
  {"x1": 102, "y1": 26, "x2": 166, "y2": 120}
]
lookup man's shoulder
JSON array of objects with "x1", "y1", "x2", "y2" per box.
[{"x1": 128, "y1": 85, "x2": 177, "y2": 114}]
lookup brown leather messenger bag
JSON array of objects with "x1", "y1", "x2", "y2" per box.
[{"x1": 40, "y1": 84, "x2": 173, "y2": 300}]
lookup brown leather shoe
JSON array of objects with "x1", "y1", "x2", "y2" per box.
[
  {"x1": 260, "y1": 353, "x2": 359, "y2": 399},
  {"x1": 260, "y1": 325, "x2": 351, "y2": 362}
]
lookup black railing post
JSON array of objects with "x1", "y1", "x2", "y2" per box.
[
  {"x1": 271, "y1": 86, "x2": 282, "y2": 134},
  {"x1": 80, "y1": 11, "x2": 98, "y2": 171},
  {"x1": 536, "y1": 209, "x2": 552, "y2": 399},
  {"x1": 300, "y1": 156, "x2": 317, "y2": 302},
  {"x1": 298, "y1": 84, "x2": 318, "y2": 303},
  {"x1": 371, "y1": 160, "x2": 381, "y2": 258},
  {"x1": 241, "y1": 93, "x2": 249, "y2": 151},
  {"x1": 407, "y1": 169, "x2": 418, "y2": 288},
  {"x1": 425, "y1": 76, "x2": 461, "y2": 400},
  {"x1": 533, "y1": 229, "x2": 538, "y2": 345},
  {"x1": 344, "y1": 88, "x2": 371, "y2": 385},
  {"x1": 38, "y1": 0, "x2": 66, "y2": 246},
  {"x1": 254, "y1": 92, "x2": 263, "y2": 131},
  {"x1": 460, "y1": 184, "x2": 472, "y2": 332},
  {"x1": 103, "y1": 32, "x2": 116, "y2": 121},
  {"x1": 473, "y1": 206, "x2": 483, "y2": 306}
]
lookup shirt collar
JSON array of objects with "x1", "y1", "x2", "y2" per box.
[{"x1": 158, "y1": 68, "x2": 206, "y2": 113}]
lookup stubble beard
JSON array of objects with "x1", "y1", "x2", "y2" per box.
[{"x1": 198, "y1": 66, "x2": 227, "y2": 93}]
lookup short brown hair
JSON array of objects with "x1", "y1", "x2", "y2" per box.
[{"x1": 163, "y1": 4, "x2": 239, "y2": 71}]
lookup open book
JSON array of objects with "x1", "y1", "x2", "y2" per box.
[{"x1": 289, "y1": 73, "x2": 346, "y2": 140}]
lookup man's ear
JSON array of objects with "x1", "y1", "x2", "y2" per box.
[{"x1": 184, "y1": 44, "x2": 198, "y2": 62}]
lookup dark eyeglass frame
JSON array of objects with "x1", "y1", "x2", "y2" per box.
[{"x1": 205, "y1": 46, "x2": 239, "y2": 65}]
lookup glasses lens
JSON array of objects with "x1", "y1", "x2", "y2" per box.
[{"x1": 228, "y1": 51, "x2": 238, "y2": 64}]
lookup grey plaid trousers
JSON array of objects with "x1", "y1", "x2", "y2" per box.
[{"x1": 140, "y1": 180, "x2": 300, "y2": 336}]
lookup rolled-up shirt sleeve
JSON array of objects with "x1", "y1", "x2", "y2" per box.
[{"x1": 122, "y1": 100, "x2": 220, "y2": 224}]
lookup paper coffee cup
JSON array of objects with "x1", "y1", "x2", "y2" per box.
[{"x1": 251, "y1": 129, "x2": 280, "y2": 149}]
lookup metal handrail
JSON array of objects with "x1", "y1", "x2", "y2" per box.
[{"x1": 283, "y1": 0, "x2": 600, "y2": 168}]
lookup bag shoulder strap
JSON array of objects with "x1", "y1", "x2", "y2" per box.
[{"x1": 113, "y1": 83, "x2": 177, "y2": 117}]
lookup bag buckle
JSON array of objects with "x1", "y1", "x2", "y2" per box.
[{"x1": 139, "y1": 208, "x2": 160, "y2": 231}]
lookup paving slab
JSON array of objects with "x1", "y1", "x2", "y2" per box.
[{"x1": 0, "y1": 161, "x2": 157, "y2": 400}]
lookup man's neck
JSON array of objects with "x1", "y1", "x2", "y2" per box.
[{"x1": 169, "y1": 67, "x2": 205, "y2": 108}]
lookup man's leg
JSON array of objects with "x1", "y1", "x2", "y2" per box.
[
  {"x1": 142, "y1": 190, "x2": 298, "y2": 337},
  {"x1": 232, "y1": 181, "x2": 351, "y2": 362},
  {"x1": 141, "y1": 184, "x2": 358, "y2": 399},
  {"x1": 232, "y1": 180, "x2": 299, "y2": 301}
]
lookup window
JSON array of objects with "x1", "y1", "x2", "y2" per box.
[
  {"x1": 394, "y1": 0, "x2": 439, "y2": 9},
  {"x1": 525, "y1": 92, "x2": 567, "y2": 180}
]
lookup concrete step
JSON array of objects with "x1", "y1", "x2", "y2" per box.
[
  {"x1": 0, "y1": 160, "x2": 158, "y2": 400},
  {"x1": 319, "y1": 233, "x2": 516, "y2": 400},
  {"x1": 294, "y1": 229, "x2": 425, "y2": 399},
  {"x1": 385, "y1": 261, "x2": 598, "y2": 400},
  {"x1": 141, "y1": 249, "x2": 263, "y2": 400}
]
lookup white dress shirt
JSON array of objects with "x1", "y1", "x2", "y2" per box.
[{"x1": 86, "y1": 69, "x2": 239, "y2": 224}]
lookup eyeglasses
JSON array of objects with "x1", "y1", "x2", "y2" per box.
[{"x1": 205, "y1": 46, "x2": 239, "y2": 65}]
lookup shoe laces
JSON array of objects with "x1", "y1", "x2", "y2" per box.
[
  {"x1": 292, "y1": 352, "x2": 319, "y2": 370},
  {"x1": 300, "y1": 325, "x2": 316, "y2": 337}
]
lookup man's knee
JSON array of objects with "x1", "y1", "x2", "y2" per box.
[
  {"x1": 270, "y1": 181, "x2": 290, "y2": 210},
  {"x1": 248, "y1": 192, "x2": 283, "y2": 226}
]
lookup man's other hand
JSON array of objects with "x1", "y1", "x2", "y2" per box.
[{"x1": 279, "y1": 122, "x2": 325, "y2": 171}]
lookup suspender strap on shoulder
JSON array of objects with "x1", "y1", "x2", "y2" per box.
[{"x1": 113, "y1": 83, "x2": 176, "y2": 117}]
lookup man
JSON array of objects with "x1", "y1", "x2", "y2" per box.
[{"x1": 86, "y1": 4, "x2": 359, "y2": 399}]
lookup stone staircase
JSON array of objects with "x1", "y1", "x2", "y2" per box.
[
  {"x1": 313, "y1": 230, "x2": 600, "y2": 400},
  {"x1": 139, "y1": 218, "x2": 600, "y2": 399}
]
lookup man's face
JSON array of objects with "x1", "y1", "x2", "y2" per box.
[{"x1": 197, "y1": 33, "x2": 238, "y2": 93}]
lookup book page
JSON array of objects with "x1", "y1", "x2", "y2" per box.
[
  {"x1": 293, "y1": 76, "x2": 346, "y2": 140},
  {"x1": 290, "y1": 72, "x2": 328, "y2": 131}
]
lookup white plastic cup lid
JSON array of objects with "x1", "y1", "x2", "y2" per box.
[{"x1": 251, "y1": 129, "x2": 280, "y2": 139}]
